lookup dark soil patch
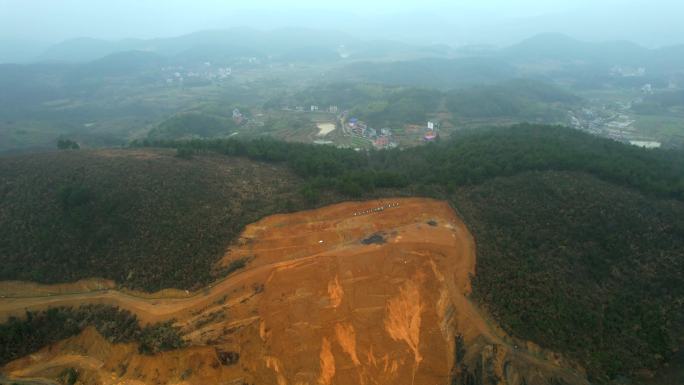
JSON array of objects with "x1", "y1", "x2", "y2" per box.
[{"x1": 361, "y1": 233, "x2": 386, "y2": 245}]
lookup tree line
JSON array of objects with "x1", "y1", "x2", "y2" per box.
[
  {"x1": 0, "y1": 305, "x2": 185, "y2": 366},
  {"x1": 136, "y1": 123, "x2": 684, "y2": 202}
]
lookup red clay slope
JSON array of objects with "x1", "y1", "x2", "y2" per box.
[{"x1": 0, "y1": 198, "x2": 588, "y2": 385}]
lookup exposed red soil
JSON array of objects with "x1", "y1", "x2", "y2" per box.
[{"x1": 0, "y1": 198, "x2": 588, "y2": 385}]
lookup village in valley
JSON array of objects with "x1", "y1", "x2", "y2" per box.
[
  {"x1": 147, "y1": 60, "x2": 446, "y2": 151},
  {"x1": 144, "y1": 56, "x2": 680, "y2": 152},
  {"x1": 567, "y1": 86, "x2": 664, "y2": 149},
  {"x1": 302, "y1": 103, "x2": 443, "y2": 150}
]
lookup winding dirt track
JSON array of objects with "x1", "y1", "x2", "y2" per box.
[{"x1": 0, "y1": 198, "x2": 588, "y2": 385}]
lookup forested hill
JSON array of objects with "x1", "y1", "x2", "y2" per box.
[
  {"x1": 2, "y1": 124, "x2": 683, "y2": 383},
  {"x1": 0, "y1": 149, "x2": 310, "y2": 292},
  {"x1": 149, "y1": 124, "x2": 684, "y2": 201},
  {"x1": 142, "y1": 124, "x2": 684, "y2": 382}
]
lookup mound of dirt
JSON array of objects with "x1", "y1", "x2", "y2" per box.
[{"x1": 0, "y1": 198, "x2": 588, "y2": 385}]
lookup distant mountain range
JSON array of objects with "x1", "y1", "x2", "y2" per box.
[
  {"x1": 328, "y1": 33, "x2": 684, "y2": 89},
  {"x1": 18, "y1": 28, "x2": 449, "y2": 64},
  {"x1": 502, "y1": 33, "x2": 684, "y2": 71},
  {"x1": 2, "y1": 29, "x2": 682, "y2": 75},
  {"x1": 1, "y1": 31, "x2": 682, "y2": 104}
]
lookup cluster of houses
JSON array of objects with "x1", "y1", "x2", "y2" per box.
[
  {"x1": 232, "y1": 108, "x2": 245, "y2": 125},
  {"x1": 610, "y1": 66, "x2": 646, "y2": 78},
  {"x1": 347, "y1": 118, "x2": 397, "y2": 150},
  {"x1": 568, "y1": 106, "x2": 664, "y2": 148},
  {"x1": 162, "y1": 63, "x2": 232, "y2": 85},
  {"x1": 423, "y1": 121, "x2": 439, "y2": 142},
  {"x1": 278, "y1": 98, "x2": 445, "y2": 149},
  {"x1": 284, "y1": 105, "x2": 339, "y2": 114}
]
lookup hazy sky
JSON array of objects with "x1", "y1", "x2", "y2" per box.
[{"x1": 0, "y1": 0, "x2": 681, "y2": 47}]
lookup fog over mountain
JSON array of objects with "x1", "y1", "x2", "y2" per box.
[{"x1": 0, "y1": 0, "x2": 682, "y2": 53}]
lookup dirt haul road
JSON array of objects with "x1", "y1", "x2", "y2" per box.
[{"x1": 0, "y1": 198, "x2": 588, "y2": 385}]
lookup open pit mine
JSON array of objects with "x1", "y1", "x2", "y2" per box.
[{"x1": 0, "y1": 198, "x2": 588, "y2": 385}]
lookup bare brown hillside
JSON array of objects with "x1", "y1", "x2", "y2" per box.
[{"x1": 0, "y1": 199, "x2": 587, "y2": 385}]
